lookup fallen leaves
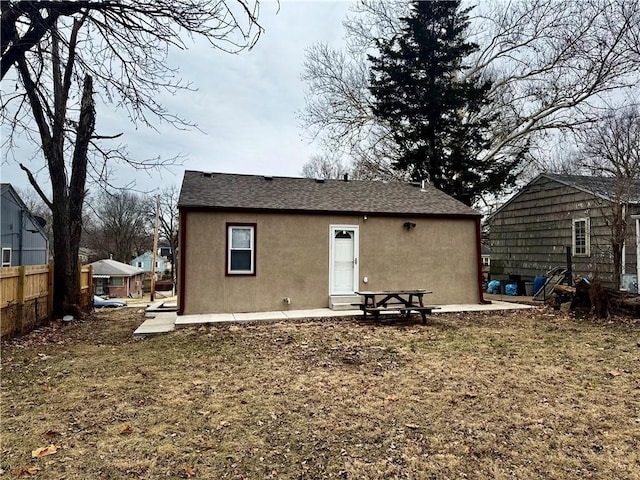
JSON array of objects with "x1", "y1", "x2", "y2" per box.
[
  {"x1": 11, "y1": 465, "x2": 41, "y2": 478},
  {"x1": 608, "y1": 370, "x2": 621, "y2": 377},
  {"x1": 183, "y1": 463, "x2": 196, "y2": 477},
  {"x1": 31, "y1": 444, "x2": 58, "y2": 458},
  {"x1": 120, "y1": 424, "x2": 134, "y2": 435},
  {"x1": 42, "y1": 429, "x2": 61, "y2": 440},
  {"x1": 2, "y1": 309, "x2": 639, "y2": 480}
]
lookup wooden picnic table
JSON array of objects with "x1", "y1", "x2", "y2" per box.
[{"x1": 354, "y1": 289, "x2": 438, "y2": 325}]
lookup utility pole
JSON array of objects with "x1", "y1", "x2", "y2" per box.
[{"x1": 150, "y1": 195, "x2": 160, "y2": 302}]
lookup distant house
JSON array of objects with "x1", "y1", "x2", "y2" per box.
[
  {"x1": 88, "y1": 258, "x2": 145, "y2": 298},
  {"x1": 131, "y1": 251, "x2": 169, "y2": 274},
  {"x1": 489, "y1": 173, "x2": 640, "y2": 290},
  {"x1": 78, "y1": 247, "x2": 96, "y2": 264},
  {"x1": 481, "y1": 244, "x2": 491, "y2": 283},
  {"x1": 177, "y1": 171, "x2": 484, "y2": 315},
  {"x1": 158, "y1": 242, "x2": 173, "y2": 260},
  {"x1": 1, "y1": 184, "x2": 49, "y2": 267}
]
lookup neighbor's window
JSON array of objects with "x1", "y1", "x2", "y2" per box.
[
  {"x1": 110, "y1": 276, "x2": 124, "y2": 286},
  {"x1": 227, "y1": 224, "x2": 255, "y2": 275},
  {"x1": 137, "y1": 261, "x2": 143, "y2": 268},
  {"x1": 572, "y1": 218, "x2": 590, "y2": 256},
  {"x1": 2, "y1": 248, "x2": 11, "y2": 267}
]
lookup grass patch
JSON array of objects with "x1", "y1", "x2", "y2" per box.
[{"x1": 1, "y1": 307, "x2": 639, "y2": 479}]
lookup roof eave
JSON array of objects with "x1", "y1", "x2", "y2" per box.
[{"x1": 177, "y1": 204, "x2": 480, "y2": 218}]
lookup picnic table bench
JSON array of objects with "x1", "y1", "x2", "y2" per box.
[{"x1": 354, "y1": 290, "x2": 440, "y2": 325}]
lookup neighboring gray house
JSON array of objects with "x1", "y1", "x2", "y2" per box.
[
  {"x1": 489, "y1": 173, "x2": 640, "y2": 290},
  {"x1": 1, "y1": 184, "x2": 49, "y2": 267}
]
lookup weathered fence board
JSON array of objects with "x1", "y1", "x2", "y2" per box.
[{"x1": 1, "y1": 264, "x2": 93, "y2": 338}]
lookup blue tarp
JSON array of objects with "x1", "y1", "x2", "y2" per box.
[
  {"x1": 505, "y1": 283, "x2": 518, "y2": 296},
  {"x1": 487, "y1": 280, "x2": 501, "y2": 294}
]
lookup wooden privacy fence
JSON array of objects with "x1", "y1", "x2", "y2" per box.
[{"x1": 1, "y1": 264, "x2": 93, "y2": 338}]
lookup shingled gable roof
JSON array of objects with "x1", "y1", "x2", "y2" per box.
[
  {"x1": 88, "y1": 259, "x2": 144, "y2": 277},
  {"x1": 543, "y1": 173, "x2": 640, "y2": 203},
  {"x1": 178, "y1": 171, "x2": 479, "y2": 217},
  {"x1": 487, "y1": 172, "x2": 640, "y2": 223}
]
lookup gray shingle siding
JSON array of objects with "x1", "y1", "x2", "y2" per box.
[{"x1": 489, "y1": 174, "x2": 639, "y2": 288}]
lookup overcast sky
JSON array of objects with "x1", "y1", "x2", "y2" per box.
[{"x1": 1, "y1": 1, "x2": 355, "y2": 196}]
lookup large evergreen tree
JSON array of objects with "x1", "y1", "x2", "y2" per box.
[{"x1": 369, "y1": 1, "x2": 524, "y2": 206}]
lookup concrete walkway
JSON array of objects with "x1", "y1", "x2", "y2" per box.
[{"x1": 133, "y1": 300, "x2": 534, "y2": 337}]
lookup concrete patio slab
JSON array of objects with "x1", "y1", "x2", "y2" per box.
[
  {"x1": 133, "y1": 312, "x2": 176, "y2": 337},
  {"x1": 175, "y1": 313, "x2": 236, "y2": 327},
  {"x1": 283, "y1": 308, "x2": 359, "y2": 319},
  {"x1": 437, "y1": 300, "x2": 533, "y2": 312},
  {"x1": 136, "y1": 300, "x2": 535, "y2": 336},
  {"x1": 233, "y1": 311, "x2": 288, "y2": 321}
]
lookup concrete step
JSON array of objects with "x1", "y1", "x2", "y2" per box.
[
  {"x1": 329, "y1": 295, "x2": 362, "y2": 311},
  {"x1": 145, "y1": 300, "x2": 178, "y2": 318},
  {"x1": 330, "y1": 303, "x2": 361, "y2": 311}
]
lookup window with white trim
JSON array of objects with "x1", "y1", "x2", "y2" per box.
[
  {"x1": 572, "y1": 218, "x2": 590, "y2": 256},
  {"x1": 2, "y1": 248, "x2": 11, "y2": 267},
  {"x1": 227, "y1": 224, "x2": 255, "y2": 275}
]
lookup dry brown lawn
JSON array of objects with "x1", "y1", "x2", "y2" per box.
[{"x1": 1, "y1": 307, "x2": 639, "y2": 479}]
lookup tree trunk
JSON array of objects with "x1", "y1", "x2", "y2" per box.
[
  {"x1": 50, "y1": 74, "x2": 95, "y2": 318},
  {"x1": 610, "y1": 201, "x2": 626, "y2": 292},
  {"x1": 612, "y1": 242, "x2": 623, "y2": 292},
  {"x1": 51, "y1": 193, "x2": 75, "y2": 318}
]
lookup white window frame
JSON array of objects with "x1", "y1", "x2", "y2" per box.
[
  {"x1": 572, "y1": 217, "x2": 590, "y2": 257},
  {"x1": 227, "y1": 224, "x2": 255, "y2": 275},
  {"x1": 2, "y1": 248, "x2": 11, "y2": 267}
]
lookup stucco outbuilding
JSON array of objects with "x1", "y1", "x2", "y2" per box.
[{"x1": 178, "y1": 171, "x2": 484, "y2": 315}]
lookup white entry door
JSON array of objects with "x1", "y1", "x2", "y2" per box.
[{"x1": 330, "y1": 225, "x2": 359, "y2": 295}]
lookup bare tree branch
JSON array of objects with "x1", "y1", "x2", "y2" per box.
[
  {"x1": 299, "y1": 0, "x2": 640, "y2": 185},
  {"x1": 19, "y1": 162, "x2": 53, "y2": 209}
]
